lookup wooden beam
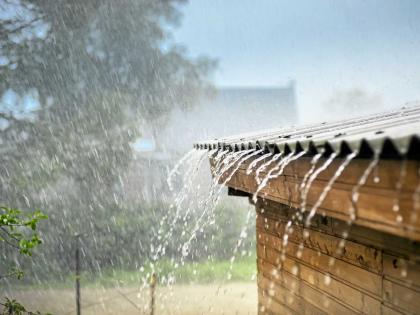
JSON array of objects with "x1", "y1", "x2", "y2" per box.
[{"x1": 210, "y1": 156, "x2": 420, "y2": 241}]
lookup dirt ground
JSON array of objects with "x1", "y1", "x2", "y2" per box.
[{"x1": 5, "y1": 282, "x2": 257, "y2": 315}]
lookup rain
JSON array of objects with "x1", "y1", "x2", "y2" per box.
[{"x1": 2, "y1": 1, "x2": 420, "y2": 315}]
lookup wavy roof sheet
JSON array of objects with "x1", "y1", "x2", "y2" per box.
[{"x1": 193, "y1": 104, "x2": 420, "y2": 159}]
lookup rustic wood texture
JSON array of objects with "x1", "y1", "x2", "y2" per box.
[
  {"x1": 255, "y1": 200, "x2": 420, "y2": 315},
  {"x1": 211, "y1": 156, "x2": 420, "y2": 241}
]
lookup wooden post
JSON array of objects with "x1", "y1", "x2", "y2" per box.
[
  {"x1": 75, "y1": 236, "x2": 81, "y2": 315},
  {"x1": 150, "y1": 273, "x2": 157, "y2": 315},
  {"x1": 75, "y1": 248, "x2": 81, "y2": 315}
]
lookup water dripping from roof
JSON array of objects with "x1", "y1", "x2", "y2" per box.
[
  {"x1": 348, "y1": 152, "x2": 380, "y2": 224},
  {"x1": 246, "y1": 152, "x2": 273, "y2": 175},
  {"x1": 167, "y1": 149, "x2": 196, "y2": 191},
  {"x1": 300, "y1": 151, "x2": 336, "y2": 216},
  {"x1": 276, "y1": 151, "x2": 329, "y2": 266},
  {"x1": 411, "y1": 165, "x2": 420, "y2": 224},
  {"x1": 181, "y1": 149, "x2": 257, "y2": 257},
  {"x1": 392, "y1": 159, "x2": 407, "y2": 224},
  {"x1": 326, "y1": 152, "x2": 381, "y2": 262},
  {"x1": 254, "y1": 153, "x2": 283, "y2": 184},
  {"x1": 252, "y1": 152, "x2": 292, "y2": 203},
  {"x1": 299, "y1": 152, "x2": 324, "y2": 218},
  {"x1": 152, "y1": 149, "x2": 208, "y2": 259},
  {"x1": 252, "y1": 150, "x2": 307, "y2": 204},
  {"x1": 270, "y1": 151, "x2": 307, "y2": 179},
  {"x1": 154, "y1": 149, "x2": 208, "y2": 260},
  {"x1": 304, "y1": 151, "x2": 357, "y2": 227}
]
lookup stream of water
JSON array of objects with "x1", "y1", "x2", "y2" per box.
[{"x1": 164, "y1": 146, "x2": 414, "y2": 294}]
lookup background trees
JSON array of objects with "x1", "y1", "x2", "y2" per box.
[{"x1": 0, "y1": 0, "x2": 217, "y2": 276}]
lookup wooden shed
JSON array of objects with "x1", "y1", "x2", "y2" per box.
[{"x1": 195, "y1": 105, "x2": 420, "y2": 315}]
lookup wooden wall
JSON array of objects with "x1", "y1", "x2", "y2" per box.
[
  {"x1": 214, "y1": 156, "x2": 420, "y2": 241},
  {"x1": 256, "y1": 198, "x2": 420, "y2": 315}
]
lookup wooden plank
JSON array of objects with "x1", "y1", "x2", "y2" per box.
[
  {"x1": 234, "y1": 157, "x2": 419, "y2": 193},
  {"x1": 256, "y1": 201, "x2": 292, "y2": 222},
  {"x1": 256, "y1": 243, "x2": 267, "y2": 260},
  {"x1": 283, "y1": 256, "x2": 381, "y2": 315},
  {"x1": 259, "y1": 246, "x2": 382, "y2": 314},
  {"x1": 259, "y1": 235, "x2": 382, "y2": 296},
  {"x1": 332, "y1": 219, "x2": 420, "y2": 257},
  {"x1": 257, "y1": 216, "x2": 383, "y2": 273},
  {"x1": 222, "y1": 165, "x2": 420, "y2": 241},
  {"x1": 258, "y1": 290, "x2": 296, "y2": 315},
  {"x1": 384, "y1": 253, "x2": 420, "y2": 289},
  {"x1": 381, "y1": 304, "x2": 406, "y2": 315},
  {"x1": 383, "y1": 279, "x2": 420, "y2": 314},
  {"x1": 294, "y1": 228, "x2": 382, "y2": 272},
  {"x1": 254, "y1": 194, "x2": 420, "y2": 314},
  {"x1": 255, "y1": 201, "x2": 333, "y2": 236},
  {"x1": 254, "y1": 170, "x2": 416, "y2": 227},
  {"x1": 258, "y1": 259, "x2": 359, "y2": 315},
  {"x1": 258, "y1": 228, "x2": 381, "y2": 296},
  {"x1": 256, "y1": 205, "x2": 420, "y2": 314},
  {"x1": 258, "y1": 274, "x2": 327, "y2": 315}
]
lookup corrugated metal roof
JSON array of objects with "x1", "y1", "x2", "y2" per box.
[{"x1": 193, "y1": 103, "x2": 420, "y2": 159}]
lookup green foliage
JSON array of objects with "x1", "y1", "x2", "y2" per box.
[
  {"x1": 4, "y1": 200, "x2": 255, "y2": 283},
  {"x1": 0, "y1": 207, "x2": 49, "y2": 315},
  {"x1": 183, "y1": 201, "x2": 256, "y2": 261},
  {"x1": 0, "y1": 207, "x2": 47, "y2": 254},
  {"x1": 1, "y1": 297, "x2": 51, "y2": 315},
  {"x1": 0, "y1": 207, "x2": 48, "y2": 277},
  {"x1": 1, "y1": 298, "x2": 26, "y2": 315}
]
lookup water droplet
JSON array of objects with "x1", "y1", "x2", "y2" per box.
[{"x1": 324, "y1": 274, "x2": 331, "y2": 285}]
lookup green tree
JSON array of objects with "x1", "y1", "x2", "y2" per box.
[
  {"x1": 0, "y1": 0, "x2": 214, "y2": 275},
  {"x1": 0, "y1": 206, "x2": 49, "y2": 314}
]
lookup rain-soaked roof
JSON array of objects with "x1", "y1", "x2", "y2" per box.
[{"x1": 194, "y1": 103, "x2": 420, "y2": 159}]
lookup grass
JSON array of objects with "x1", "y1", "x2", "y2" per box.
[
  {"x1": 10, "y1": 256, "x2": 257, "y2": 290},
  {"x1": 92, "y1": 255, "x2": 257, "y2": 287}
]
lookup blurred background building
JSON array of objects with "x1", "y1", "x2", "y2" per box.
[{"x1": 128, "y1": 82, "x2": 297, "y2": 202}]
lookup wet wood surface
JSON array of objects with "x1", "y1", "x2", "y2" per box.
[
  {"x1": 210, "y1": 155, "x2": 420, "y2": 241},
  {"x1": 256, "y1": 201, "x2": 420, "y2": 315}
]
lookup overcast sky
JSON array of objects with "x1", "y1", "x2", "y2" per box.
[{"x1": 173, "y1": 0, "x2": 420, "y2": 122}]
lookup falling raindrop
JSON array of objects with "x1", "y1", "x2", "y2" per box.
[
  {"x1": 392, "y1": 159, "x2": 407, "y2": 220},
  {"x1": 254, "y1": 152, "x2": 282, "y2": 184},
  {"x1": 348, "y1": 152, "x2": 380, "y2": 225},
  {"x1": 246, "y1": 152, "x2": 273, "y2": 175},
  {"x1": 305, "y1": 152, "x2": 356, "y2": 228},
  {"x1": 253, "y1": 151, "x2": 306, "y2": 203},
  {"x1": 324, "y1": 274, "x2": 331, "y2": 286}
]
